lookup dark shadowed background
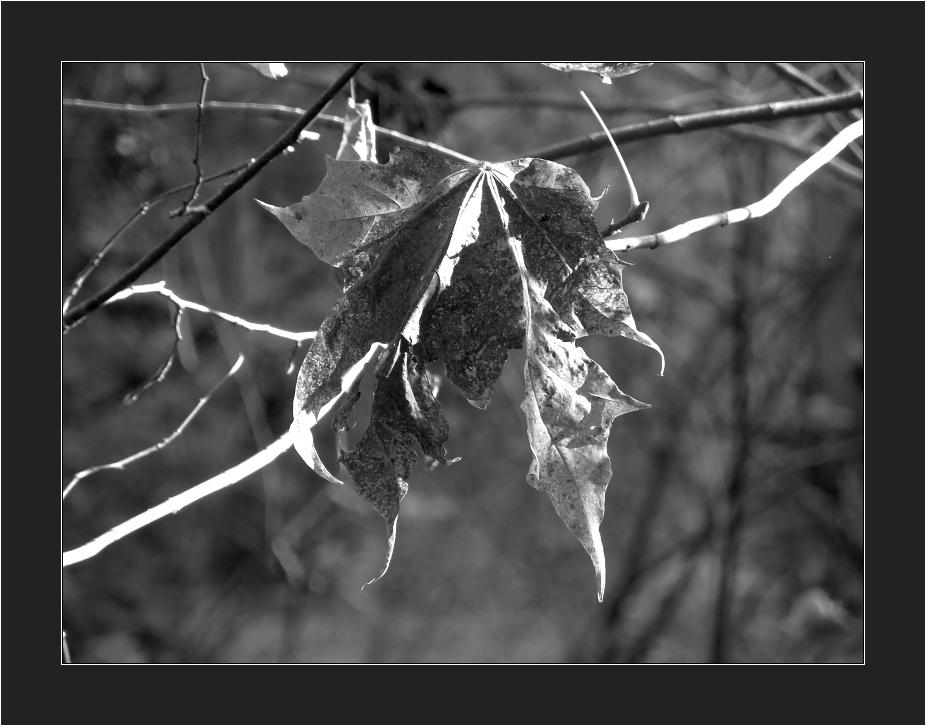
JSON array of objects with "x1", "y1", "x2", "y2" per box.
[{"x1": 62, "y1": 62, "x2": 863, "y2": 663}]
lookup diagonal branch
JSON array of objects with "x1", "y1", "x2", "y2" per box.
[
  {"x1": 63, "y1": 429, "x2": 294, "y2": 567},
  {"x1": 62, "y1": 158, "x2": 252, "y2": 316},
  {"x1": 524, "y1": 89, "x2": 863, "y2": 161},
  {"x1": 606, "y1": 120, "x2": 862, "y2": 252},
  {"x1": 107, "y1": 281, "x2": 317, "y2": 342},
  {"x1": 62, "y1": 62, "x2": 364, "y2": 332}
]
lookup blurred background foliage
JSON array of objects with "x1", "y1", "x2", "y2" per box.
[{"x1": 62, "y1": 62, "x2": 863, "y2": 663}]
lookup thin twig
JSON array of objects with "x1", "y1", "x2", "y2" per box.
[
  {"x1": 62, "y1": 98, "x2": 479, "y2": 165},
  {"x1": 62, "y1": 355, "x2": 244, "y2": 500},
  {"x1": 106, "y1": 281, "x2": 317, "y2": 342},
  {"x1": 63, "y1": 429, "x2": 294, "y2": 566},
  {"x1": 123, "y1": 306, "x2": 184, "y2": 405},
  {"x1": 606, "y1": 120, "x2": 862, "y2": 252},
  {"x1": 524, "y1": 89, "x2": 863, "y2": 161},
  {"x1": 174, "y1": 63, "x2": 210, "y2": 216},
  {"x1": 62, "y1": 62, "x2": 364, "y2": 332},
  {"x1": 62, "y1": 158, "x2": 252, "y2": 315}
]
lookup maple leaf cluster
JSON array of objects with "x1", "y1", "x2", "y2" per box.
[{"x1": 258, "y1": 131, "x2": 663, "y2": 601}]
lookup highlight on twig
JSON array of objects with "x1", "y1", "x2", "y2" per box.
[
  {"x1": 106, "y1": 281, "x2": 316, "y2": 342},
  {"x1": 606, "y1": 119, "x2": 862, "y2": 252},
  {"x1": 123, "y1": 306, "x2": 184, "y2": 404},
  {"x1": 63, "y1": 355, "x2": 245, "y2": 501},
  {"x1": 63, "y1": 429, "x2": 295, "y2": 566}
]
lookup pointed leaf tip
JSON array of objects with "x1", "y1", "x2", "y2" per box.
[{"x1": 361, "y1": 513, "x2": 398, "y2": 590}]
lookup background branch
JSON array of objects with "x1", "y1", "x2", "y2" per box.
[
  {"x1": 525, "y1": 90, "x2": 863, "y2": 161},
  {"x1": 62, "y1": 62, "x2": 364, "y2": 332}
]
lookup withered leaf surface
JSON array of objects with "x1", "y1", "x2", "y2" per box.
[
  {"x1": 340, "y1": 341, "x2": 452, "y2": 585},
  {"x1": 265, "y1": 147, "x2": 663, "y2": 598}
]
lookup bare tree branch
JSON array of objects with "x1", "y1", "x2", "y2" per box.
[
  {"x1": 63, "y1": 356, "x2": 244, "y2": 500},
  {"x1": 525, "y1": 90, "x2": 863, "y2": 161},
  {"x1": 107, "y1": 282, "x2": 317, "y2": 342},
  {"x1": 607, "y1": 120, "x2": 862, "y2": 252},
  {"x1": 63, "y1": 429, "x2": 294, "y2": 567},
  {"x1": 62, "y1": 62, "x2": 364, "y2": 332}
]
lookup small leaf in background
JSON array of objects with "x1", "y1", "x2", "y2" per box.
[
  {"x1": 543, "y1": 62, "x2": 653, "y2": 84},
  {"x1": 266, "y1": 147, "x2": 662, "y2": 598},
  {"x1": 248, "y1": 62, "x2": 288, "y2": 79},
  {"x1": 336, "y1": 98, "x2": 377, "y2": 162}
]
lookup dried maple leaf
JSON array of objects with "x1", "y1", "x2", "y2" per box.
[{"x1": 258, "y1": 148, "x2": 663, "y2": 600}]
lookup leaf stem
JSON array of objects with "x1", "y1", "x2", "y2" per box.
[{"x1": 568, "y1": 72, "x2": 643, "y2": 214}]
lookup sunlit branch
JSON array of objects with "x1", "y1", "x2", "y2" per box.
[
  {"x1": 106, "y1": 281, "x2": 317, "y2": 342},
  {"x1": 606, "y1": 120, "x2": 862, "y2": 252},
  {"x1": 63, "y1": 429, "x2": 294, "y2": 566},
  {"x1": 62, "y1": 356, "x2": 244, "y2": 500}
]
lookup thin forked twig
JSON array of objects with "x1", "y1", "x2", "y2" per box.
[
  {"x1": 63, "y1": 429, "x2": 295, "y2": 566},
  {"x1": 62, "y1": 62, "x2": 364, "y2": 332},
  {"x1": 62, "y1": 355, "x2": 244, "y2": 500},
  {"x1": 525, "y1": 89, "x2": 863, "y2": 161},
  {"x1": 107, "y1": 281, "x2": 317, "y2": 342},
  {"x1": 173, "y1": 63, "x2": 210, "y2": 216},
  {"x1": 606, "y1": 120, "x2": 862, "y2": 252},
  {"x1": 123, "y1": 306, "x2": 184, "y2": 405}
]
